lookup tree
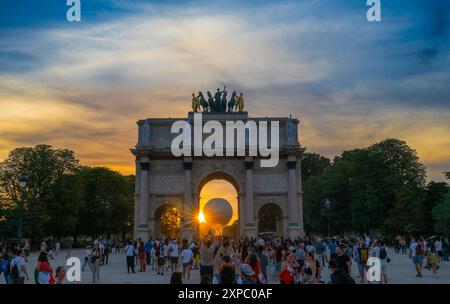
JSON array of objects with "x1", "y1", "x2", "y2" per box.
[
  {"x1": 432, "y1": 192, "x2": 450, "y2": 234},
  {"x1": 303, "y1": 138, "x2": 429, "y2": 236},
  {"x1": 44, "y1": 173, "x2": 84, "y2": 238},
  {"x1": 75, "y1": 167, "x2": 134, "y2": 240},
  {"x1": 368, "y1": 139, "x2": 427, "y2": 235},
  {"x1": 301, "y1": 153, "x2": 331, "y2": 183},
  {"x1": 303, "y1": 175, "x2": 328, "y2": 233},
  {"x1": 385, "y1": 185, "x2": 426, "y2": 234},
  {"x1": 160, "y1": 207, "x2": 180, "y2": 238},
  {"x1": 423, "y1": 182, "x2": 449, "y2": 235},
  {"x1": 445, "y1": 172, "x2": 450, "y2": 180},
  {"x1": 369, "y1": 138, "x2": 426, "y2": 187},
  {"x1": 342, "y1": 149, "x2": 392, "y2": 235},
  {"x1": 0, "y1": 145, "x2": 80, "y2": 241}
]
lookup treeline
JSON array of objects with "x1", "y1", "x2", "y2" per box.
[
  {"x1": 0, "y1": 145, "x2": 134, "y2": 243},
  {"x1": 1, "y1": 140, "x2": 448, "y2": 242},
  {"x1": 302, "y1": 138, "x2": 450, "y2": 237}
]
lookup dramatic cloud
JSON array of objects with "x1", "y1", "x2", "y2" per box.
[{"x1": 0, "y1": 0, "x2": 449, "y2": 180}]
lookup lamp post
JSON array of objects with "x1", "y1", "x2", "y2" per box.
[
  {"x1": 17, "y1": 175, "x2": 28, "y2": 243},
  {"x1": 324, "y1": 198, "x2": 331, "y2": 237},
  {"x1": 104, "y1": 200, "x2": 111, "y2": 239}
]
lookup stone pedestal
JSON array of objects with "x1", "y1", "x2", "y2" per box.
[
  {"x1": 136, "y1": 225, "x2": 150, "y2": 240},
  {"x1": 180, "y1": 226, "x2": 195, "y2": 241},
  {"x1": 287, "y1": 225, "x2": 302, "y2": 239},
  {"x1": 244, "y1": 225, "x2": 257, "y2": 239}
]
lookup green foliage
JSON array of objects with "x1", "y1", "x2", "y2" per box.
[
  {"x1": 369, "y1": 138, "x2": 426, "y2": 187},
  {"x1": 44, "y1": 173, "x2": 85, "y2": 237},
  {"x1": 432, "y1": 192, "x2": 450, "y2": 234},
  {"x1": 423, "y1": 182, "x2": 449, "y2": 235},
  {"x1": 0, "y1": 145, "x2": 80, "y2": 240},
  {"x1": 385, "y1": 185, "x2": 426, "y2": 234},
  {"x1": 301, "y1": 153, "x2": 331, "y2": 183},
  {"x1": 0, "y1": 145, "x2": 134, "y2": 242},
  {"x1": 75, "y1": 167, "x2": 134, "y2": 239},
  {"x1": 303, "y1": 138, "x2": 432, "y2": 236}
]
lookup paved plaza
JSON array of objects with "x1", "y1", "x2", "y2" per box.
[{"x1": 5, "y1": 247, "x2": 449, "y2": 284}]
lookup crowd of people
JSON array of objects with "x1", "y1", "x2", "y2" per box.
[{"x1": 0, "y1": 234, "x2": 448, "y2": 284}]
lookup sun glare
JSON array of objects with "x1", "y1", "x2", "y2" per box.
[{"x1": 198, "y1": 210, "x2": 206, "y2": 223}]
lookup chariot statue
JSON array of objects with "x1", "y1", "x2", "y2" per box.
[
  {"x1": 192, "y1": 87, "x2": 244, "y2": 113},
  {"x1": 191, "y1": 93, "x2": 200, "y2": 112}
]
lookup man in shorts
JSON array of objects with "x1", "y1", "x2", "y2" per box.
[
  {"x1": 409, "y1": 239, "x2": 424, "y2": 277},
  {"x1": 170, "y1": 240, "x2": 179, "y2": 272}
]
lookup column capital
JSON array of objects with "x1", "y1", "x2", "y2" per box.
[
  {"x1": 244, "y1": 160, "x2": 254, "y2": 170},
  {"x1": 183, "y1": 161, "x2": 193, "y2": 170},
  {"x1": 287, "y1": 161, "x2": 297, "y2": 170},
  {"x1": 140, "y1": 162, "x2": 150, "y2": 170}
]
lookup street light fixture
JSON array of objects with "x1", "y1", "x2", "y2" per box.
[
  {"x1": 17, "y1": 175, "x2": 28, "y2": 243},
  {"x1": 103, "y1": 200, "x2": 111, "y2": 239},
  {"x1": 19, "y1": 176, "x2": 28, "y2": 188},
  {"x1": 324, "y1": 198, "x2": 331, "y2": 237}
]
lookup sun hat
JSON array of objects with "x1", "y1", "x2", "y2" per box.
[{"x1": 240, "y1": 263, "x2": 255, "y2": 276}]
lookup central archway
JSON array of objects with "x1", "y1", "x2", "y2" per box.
[{"x1": 197, "y1": 172, "x2": 240, "y2": 237}]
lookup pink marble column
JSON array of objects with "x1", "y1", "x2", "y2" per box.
[
  {"x1": 181, "y1": 158, "x2": 194, "y2": 240},
  {"x1": 244, "y1": 158, "x2": 256, "y2": 237},
  {"x1": 287, "y1": 160, "x2": 298, "y2": 224},
  {"x1": 183, "y1": 159, "x2": 194, "y2": 222},
  {"x1": 138, "y1": 161, "x2": 149, "y2": 230}
]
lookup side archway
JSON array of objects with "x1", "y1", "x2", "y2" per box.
[
  {"x1": 257, "y1": 203, "x2": 283, "y2": 236},
  {"x1": 154, "y1": 204, "x2": 181, "y2": 238}
]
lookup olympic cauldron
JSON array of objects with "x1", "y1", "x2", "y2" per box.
[{"x1": 202, "y1": 198, "x2": 233, "y2": 229}]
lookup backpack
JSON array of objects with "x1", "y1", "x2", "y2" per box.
[
  {"x1": 0, "y1": 257, "x2": 9, "y2": 274},
  {"x1": 379, "y1": 248, "x2": 387, "y2": 260},
  {"x1": 415, "y1": 245, "x2": 423, "y2": 256},
  {"x1": 360, "y1": 248, "x2": 369, "y2": 264}
]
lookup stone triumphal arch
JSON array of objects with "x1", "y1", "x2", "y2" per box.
[{"x1": 131, "y1": 111, "x2": 305, "y2": 240}]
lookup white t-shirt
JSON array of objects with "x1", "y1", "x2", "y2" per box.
[
  {"x1": 163, "y1": 244, "x2": 169, "y2": 257},
  {"x1": 181, "y1": 249, "x2": 193, "y2": 264},
  {"x1": 435, "y1": 241, "x2": 442, "y2": 251},
  {"x1": 125, "y1": 245, "x2": 134, "y2": 256},
  {"x1": 170, "y1": 243, "x2": 179, "y2": 257},
  {"x1": 410, "y1": 242, "x2": 418, "y2": 257},
  {"x1": 11, "y1": 256, "x2": 26, "y2": 278}
]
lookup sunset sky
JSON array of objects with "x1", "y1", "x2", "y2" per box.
[{"x1": 0, "y1": 0, "x2": 449, "y2": 182}]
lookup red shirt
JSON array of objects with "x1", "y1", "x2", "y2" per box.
[
  {"x1": 251, "y1": 261, "x2": 260, "y2": 280},
  {"x1": 38, "y1": 261, "x2": 51, "y2": 272}
]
